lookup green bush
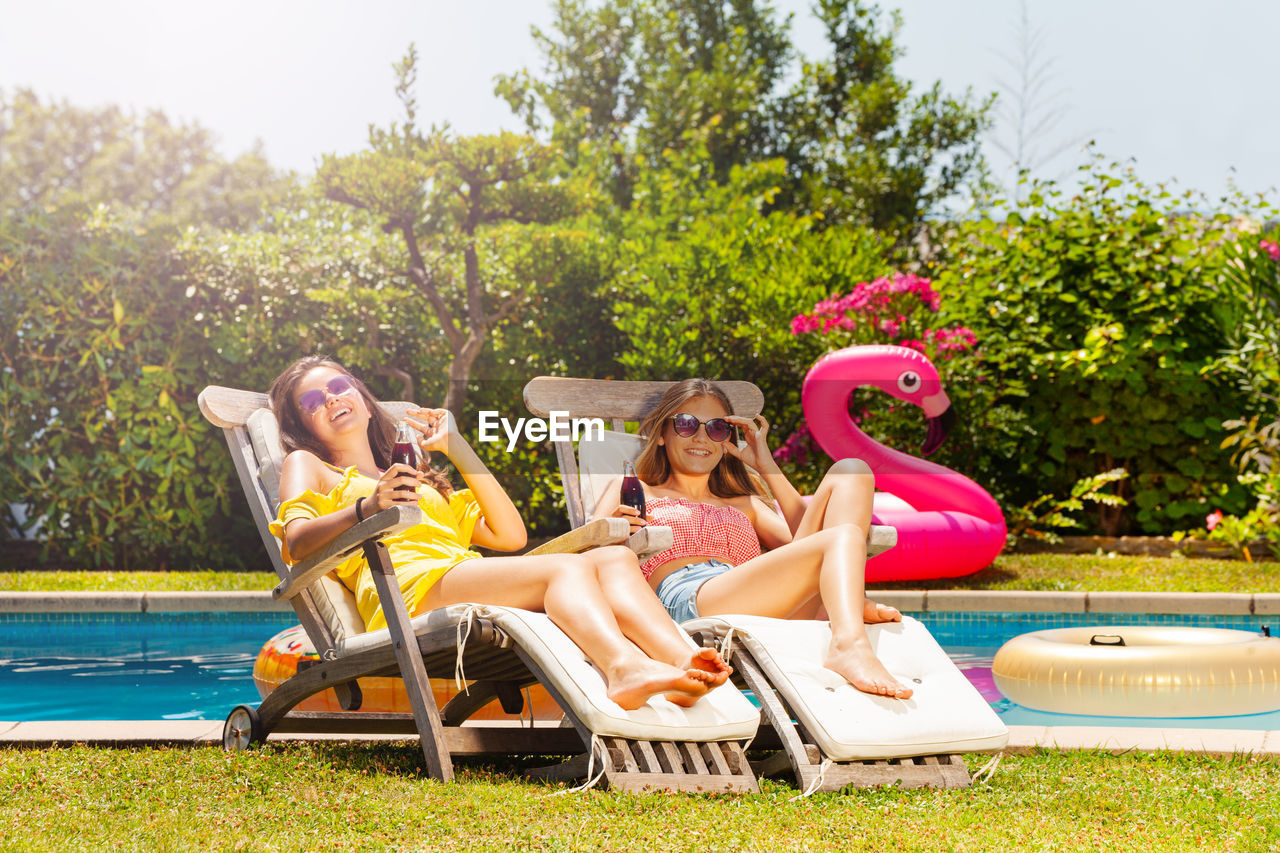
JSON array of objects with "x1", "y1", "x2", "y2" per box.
[
  {"x1": 0, "y1": 208, "x2": 257, "y2": 567},
  {"x1": 0, "y1": 196, "x2": 436, "y2": 569},
  {"x1": 934, "y1": 162, "x2": 1254, "y2": 533},
  {"x1": 1192, "y1": 232, "x2": 1280, "y2": 555}
]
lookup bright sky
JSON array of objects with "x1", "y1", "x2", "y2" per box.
[{"x1": 2, "y1": 0, "x2": 1276, "y2": 203}]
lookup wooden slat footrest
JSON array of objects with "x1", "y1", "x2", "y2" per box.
[
  {"x1": 602, "y1": 737, "x2": 758, "y2": 793},
  {"x1": 524, "y1": 738, "x2": 758, "y2": 793},
  {"x1": 783, "y1": 753, "x2": 971, "y2": 792}
]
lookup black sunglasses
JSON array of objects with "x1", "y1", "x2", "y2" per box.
[
  {"x1": 670, "y1": 413, "x2": 734, "y2": 443},
  {"x1": 298, "y1": 375, "x2": 357, "y2": 415}
]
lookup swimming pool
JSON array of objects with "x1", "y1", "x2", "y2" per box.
[
  {"x1": 1, "y1": 612, "x2": 293, "y2": 721},
  {"x1": 2, "y1": 610, "x2": 1276, "y2": 725}
]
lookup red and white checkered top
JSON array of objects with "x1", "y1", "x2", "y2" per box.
[{"x1": 638, "y1": 495, "x2": 762, "y2": 579}]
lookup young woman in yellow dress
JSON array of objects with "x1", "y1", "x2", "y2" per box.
[{"x1": 268, "y1": 356, "x2": 729, "y2": 710}]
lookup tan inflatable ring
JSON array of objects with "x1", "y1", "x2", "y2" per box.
[{"x1": 992, "y1": 626, "x2": 1280, "y2": 718}]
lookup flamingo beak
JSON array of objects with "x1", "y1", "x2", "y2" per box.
[{"x1": 922, "y1": 405, "x2": 956, "y2": 456}]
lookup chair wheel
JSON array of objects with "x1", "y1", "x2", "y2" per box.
[{"x1": 223, "y1": 704, "x2": 262, "y2": 751}]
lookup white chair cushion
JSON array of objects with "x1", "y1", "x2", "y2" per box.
[
  {"x1": 246, "y1": 408, "x2": 286, "y2": 513},
  {"x1": 340, "y1": 604, "x2": 760, "y2": 742},
  {"x1": 313, "y1": 575, "x2": 365, "y2": 644},
  {"x1": 684, "y1": 614, "x2": 1008, "y2": 760}
]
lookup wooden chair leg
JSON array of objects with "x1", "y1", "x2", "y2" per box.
[{"x1": 364, "y1": 539, "x2": 454, "y2": 782}]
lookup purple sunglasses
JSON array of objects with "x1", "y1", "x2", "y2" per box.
[
  {"x1": 298, "y1": 375, "x2": 358, "y2": 415},
  {"x1": 670, "y1": 413, "x2": 734, "y2": 442}
]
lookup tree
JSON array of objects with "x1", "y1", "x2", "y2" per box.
[
  {"x1": 987, "y1": 0, "x2": 1090, "y2": 197},
  {"x1": 0, "y1": 89, "x2": 289, "y2": 230},
  {"x1": 496, "y1": 0, "x2": 991, "y2": 235},
  {"x1": 319, "y1": 47, "x2": 583, "y2": 414},
  {"x1": 498, "y1": 0, "x2": 791, "y2": 209},
  {"x1": 777, "y1": 0, "x2": 992, "y2": 231}
]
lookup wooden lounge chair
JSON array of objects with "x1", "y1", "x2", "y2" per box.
[
  {"x1": 523, "y1": 376, "x2": 1009, "y2": 792},
  {"x1": 198, "y1": 384, "x2": 760, "y2": 793}
]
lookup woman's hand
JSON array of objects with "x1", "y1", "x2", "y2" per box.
[
  {"x1": 591, "y1": 475, "x2": 648, "y2": 533},
  {"x1": 609, "y1": 503, "x2": 648, "y2": 533},
  {"x1": 723, "y1": 414, "x2": 777, "y2": 473},
  {"x1": 366, "y1": 463, "x2": 423, "y2": 513},
  {"x1": 406, "y1": 407, "x2": 458, "y2": 458}
]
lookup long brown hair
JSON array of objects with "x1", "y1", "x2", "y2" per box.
[
  {"x1": 268, "y1": 355, "x2": 451, "y2": 496},
  {"x1": 635, "y1": 378, "x2": 762, "y2": 499}
]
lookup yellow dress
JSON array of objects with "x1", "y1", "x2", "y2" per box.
[{"x1": 269, "y1": 467, "x2": 482, "y2": 633}]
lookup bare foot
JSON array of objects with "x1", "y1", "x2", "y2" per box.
[
  {"x1": 606, "y1": 659, "x2": 712, "y2": 710},
  {"x1": 824, "y1": 638, "x2": 913, "y2": 699},
  {"x1": 681, "y1": 647, "x2": 732, "y2": 687},
  {"x1": 665, "y1": 669, "x2": 718, "y2": 708},
  {"x1": 863, "y1": 598, "x2": 902, "y2": 624}
]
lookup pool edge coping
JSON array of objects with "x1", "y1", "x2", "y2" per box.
[
  {"x1": 0, "y1": 591, "x2": 290, "y2": 613},
  {"x1": 3, "y1": 589, "x2": 1279, "y2": 615},
  {"x1": 1, "y1": 721, "x2": 1278, "y2": 759}
]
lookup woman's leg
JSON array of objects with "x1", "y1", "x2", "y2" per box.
[
  {"x1": 588, "y1": 547, "x2": 732, "y2": 682},
  {"x1": 791, "y1": 458, "x2": 900, "y2": 625},
  {"x1": 694, "y1": 525, "x2": 912, "y2": 698},
  {"x1": 421, "y1": 552, "x2": 716, "y2": 710}
]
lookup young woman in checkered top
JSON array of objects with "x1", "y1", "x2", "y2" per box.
[{"x1": 593, "y1": 379, "x2": 911, "y2": 700}]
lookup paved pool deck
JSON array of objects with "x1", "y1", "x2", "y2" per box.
[{"x1": 4, "y1": 589, "x2": 1279, "y2": 757}]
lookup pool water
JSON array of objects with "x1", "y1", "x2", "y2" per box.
[
  {"x1": 2, "y1": 610, "x2": 1276, "y2": 726},
  {"x1": 1, "y1": 612, "x2": 293, "y2": 721}
]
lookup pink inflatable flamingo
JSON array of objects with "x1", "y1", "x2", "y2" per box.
[{"x1": 802, "y1": 345, "x2": 1007, "y2": 581}]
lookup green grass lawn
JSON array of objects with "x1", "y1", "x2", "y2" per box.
[
  {"x1": 0, "y1": 569, "x2": 276, "y2": 592},
  {"x1": 2, "y1": 745, "x2": 1276, "y2": 851},
  {"x1": 1, "y1": 553, "x2": 1274, "y2": 593},
  {"x1": 870, "y1": 552, "x2": 1278, "y2": 594}
]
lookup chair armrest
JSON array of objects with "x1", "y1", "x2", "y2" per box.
[
  {"x1": 867, "y1": 524, "x2": 897, "y2": 559},
  {"x1": 273, "y1": 505, "x2": 424, "y2": 601},
  {"x1": 627, "y1": 525, "x2": 674, "y2": 560},
  {"x1": 526, "y1": 517, "x2": 630, "y2": 555}
]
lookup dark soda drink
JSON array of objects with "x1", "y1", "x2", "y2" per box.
[
  {"x1": 392, "y1": 422, "x2": 418, "y2": 492},
  {"x1": 620, "y1": 460, "x2": 646, "y2": 519}
]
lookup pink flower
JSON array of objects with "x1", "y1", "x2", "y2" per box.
[
  {"x1": 790, "y1": 315, "x2": 818, "y2": 336},
  {"x1": 1261, "y1": 240, "x2": 1280, "y2": 261},
  {"x1": 774, "y1": 423, "x2": 816, "y2": 467},
  {"x1": 1206, "y1": 510, "x2": 1224, "y2": 531},
  {"x1": 787, "y1": 271, "x2": 946, "y2": 340}
]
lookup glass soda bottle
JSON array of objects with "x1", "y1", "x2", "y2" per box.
[
  {"x1": 620, "y1": 460, "x2": 646, "y2": 519},
  {"x1": 391, "y1": 421, "x2": 418, "y2": 492}
]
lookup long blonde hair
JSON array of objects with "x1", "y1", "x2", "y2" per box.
[
  {"x1": 268, "y1": 355, "x2": 452, "y2": 496},
  {"x1": 635, "y1": 379, "x2": 762, "y2": 499}
]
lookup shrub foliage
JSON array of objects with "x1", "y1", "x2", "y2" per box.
[{"x1": 935, "y1": 163, "x2": 1255, "y2": 533}]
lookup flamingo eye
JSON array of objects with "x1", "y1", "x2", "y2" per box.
[{"x1": 897, "y1": 371, "x2": 921, "y2": 393}]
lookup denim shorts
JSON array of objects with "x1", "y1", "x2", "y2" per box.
[{"x1": 654, "y1": 559, "x2": 732, "y2": 624}]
